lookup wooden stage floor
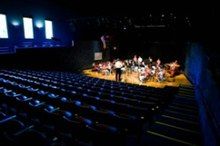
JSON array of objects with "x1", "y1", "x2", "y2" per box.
[{"x1": 83, "y1": 69, "x2": 192, "y2": 88}]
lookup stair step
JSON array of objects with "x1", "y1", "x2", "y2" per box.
[
  {"x1": 179, "y1": 87, "x2": 194, "y2": 92},
  {"x1": 173, "y1": 98, "x2": 197, "y2": 105},
  {"x1": 178, "y1": 90, "x2": 195, "y2": 96},
  {"x1": 168, "y1": 105, "x2": 198, "y2": 114},
  {"x1": 177, "y1": 93, "x2": 195, "y2": 98},
  {"x1": 154, "y1": 121, "x2": 200, "y2": 134},
  {"x1": 180, "y1": 86, "x2": 195, "y2": 89},
  {"x1": 155, "y1": 115, "x2": 200, "y2": 132},
  {"x1": 163, "y1": 109, "x2": 199, "y2": 121},
  {"x1": 146, "y1": 130, "x2": 195, "y2": 146},
  {"x1": 175, "y1": 95, "x2": 195, "y2": 100},
  {"x1": 161, "y1": 115, "x2": 198, "y2": 125},
  {"x1": 171, "y1": 102, "x2": 198, "y2": 110},
  {"x1": 147, "y1": 123, "x2": 201, "y2": 145},
  {"x1": 174, "y1": 96, "x2": 197, "y2": 104},
  {"x1": 173, "y1": 101, "x2": 197, "y2": 108}
]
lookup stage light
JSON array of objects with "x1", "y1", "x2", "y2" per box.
[
  {"x1": 35, "y1": 20, "x2": 44, "y2": 28},
  {"x1": 11, "y1": 20, "x2": 20, "y2": 26}
]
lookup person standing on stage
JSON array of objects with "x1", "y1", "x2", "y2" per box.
[
  {"x1": 114, "y1": 59, "x2": 123, "y2": 81},
  {"x1": 138, "y1": 56, "x2": 143, "y2": 67}
]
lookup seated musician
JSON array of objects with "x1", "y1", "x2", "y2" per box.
[
  {"x1": 133, "y1": 55, "x2": 138, "y2": 65},
  {"x1": 144, "y1": 64, "x2": 151, "y2": 81},
  {"x1": 148, "y1": 56, "x2": 153, "y2": 65},
  {"x1": 156, "y1": 68, "x2": 165, "y2": 82},
  {"x1": 107, "y1": 61, "x2": 112, "y2": 75},
  {"x1": 170, "y1": 60, "x2": 180, "y2": 77},
  {"x1": 92, "y1": 62, "x2": 100, "y2": 72},
  {"x1": 139, "y1": 67, "x2": 147, "y2": 83},
  {"x1": 156, "y1": 59, "x2": 161, "y2": 69}
]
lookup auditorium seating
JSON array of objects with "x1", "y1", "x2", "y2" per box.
[{"x1": 0, "y1": 69, "x2": 202, "y2": 146}]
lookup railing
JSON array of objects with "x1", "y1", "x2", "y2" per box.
[{"x1": 0, "y1": 46, "x2": 15, "y2": 54}]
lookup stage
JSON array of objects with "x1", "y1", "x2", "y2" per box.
[{"x1": 83, "y1": 69, "x2": 192, "y2": 88}]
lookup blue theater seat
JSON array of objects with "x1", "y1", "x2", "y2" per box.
[
  {"x1": 4, "y1": 92, "x2": 21, "y2": 98},
  {"x1": 83, "y1": 118, "x2": 93, "y2": 126},
  {"x1": 60, "y1": 97, "x2": 69, "y2": 103},
  {"x1": 18, "y1": 84, "x2": 30, "y2": 89},
  {"x1": 37, "y1": 90, "x2": 48, "y2": 95},
  {"x1": 16, "y1": 129, "x2": 48, "y2": 146},
  {"x1": 1, "y1": 119, "x2": 25, "y2": 136},
  {"x1": 27, "y1": 87, "x2": 39, "y2": 92},
  {"x1": 29, "y1": 99, "x2": 44, "y2": 107},
  {"x1": 0, "y1": 111, "x2": 6, "y2": 119},
  {"x1": 48, "y1": 93, "x2": 59, "y2": 99},
  {"x1": 0, "y1": 88, "x2": 12, "y2": 94},
  {"x1": 89, "y1": 105, "x2": 97, "y2": 111},
  {"x1": 16, "y1": 95, "x2": 32, "y2": 102},
  {"x1": 63, "y1": 111, "x2": 72, "y2": 119},
  {"x1": 75, "y1": 100, "x2": 82, "y2": 106},
  {"x1": 44, "y1": 105, "x2": 59, "y2": 113}
]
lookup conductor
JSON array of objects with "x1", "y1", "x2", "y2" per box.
[{"x1": 114, "y1": 59, "x2": 123, "y2": 81}]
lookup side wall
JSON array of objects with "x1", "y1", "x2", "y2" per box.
[{"x1": 185, "y1": 42, "x2": 220, "y2": 146}]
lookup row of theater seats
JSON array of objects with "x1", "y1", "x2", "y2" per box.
[{"x1": 0, "y1": 69, "x2": 178, "y2": 146}]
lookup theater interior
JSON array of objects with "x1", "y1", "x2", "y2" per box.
[{"x1": 0, "y1": 1, "x2": 219, "y2": 146}]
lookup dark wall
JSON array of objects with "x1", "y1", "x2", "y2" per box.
[
  {"x1": 0, "y1": 1, "x2": 73, "y2": 53},
  {"x1": 185, "y1": 42, "x2": 220, "y2": 146},
  {"x1": 110, "y1": 39, "x2": 186, "y2": 69},
  {"x1": 61, "y1": 41, "x2": 102, "y2": 71},
  {"x1": 0, "y1": 41, "x2": 101, "y2": 72}
]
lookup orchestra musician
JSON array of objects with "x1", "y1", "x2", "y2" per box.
[
  {"x1": 114, "y1": 59, "x2": 123, "y2": 81},
  {"x1": 156, "y1": 59, "x2": 161, "y2": 68},
  {"x1": 156, "y1": 68, "x2": 166, "y2": 82},
  {"x1": 133, "y1": 55, "x2": 138, "y2": 65},
  {"x1": 139, "y1": 67, "x2": 147, "y2": 83},
  {"x1": 92, "y1": 63, "x2": 99, "y2": 72},
  {"x1": 169, "y1": 60, "x2": 180, "y2": 77},
  {"x1": 138, "y1": 56, "x2": 143, "y2": 67},
  {"x1": 91, "y1": 56, "x2": 180, "y2": 83}
]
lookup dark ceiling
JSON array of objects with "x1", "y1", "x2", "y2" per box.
[
  {"x1": 2, "y1": 0, "x2": 217, "y2": 42},
  {"x1": 7, "y1": 0, "x2": 216, "y2": 16}
]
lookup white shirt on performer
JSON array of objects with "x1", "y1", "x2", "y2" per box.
[
  {"x1": 138, "y1": 57, "x2": 143, "y2": 63},
  {"x1": 115, "y1": 60, "x2": 123, "y2": 69}
]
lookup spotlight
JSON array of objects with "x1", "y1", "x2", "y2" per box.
[
  {"x1": 35, "y1": 20, "x2": 43, "y2": 28},
  {"x1": 11, "y1": 20, "x2": 20, "y2": 26}
]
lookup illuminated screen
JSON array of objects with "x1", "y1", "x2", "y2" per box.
[
  {"x1": 0, "y1": 14, "x2": 9, "y2": 38},
  {"x1": 45, "y1": 20, "x2": 53, "y2": 39},
  {"x1": 23, "y1": 17, "x2": 34, "y2": 39}
]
